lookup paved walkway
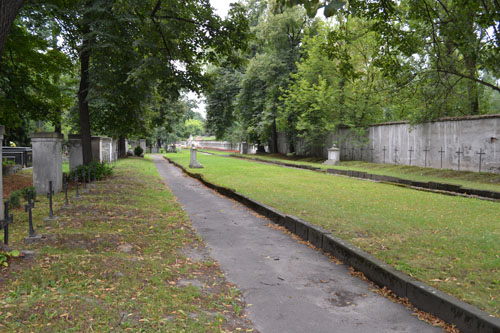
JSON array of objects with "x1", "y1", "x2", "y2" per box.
[{"x1": 152, "y1": 156, "x2": 439, "y2": 333}]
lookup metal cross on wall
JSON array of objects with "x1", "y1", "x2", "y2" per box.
[
  {"x1": 456, "y1": 148, "x2": 464, "y2": 171},
  {"x1": 383, "y1": 146, "x2": 387, "y2": 164},
  {"x1": 476, "y1": 149, "x2": 486, "y2": 173},
  {"x1": 408, "y1": 146, "x2": 414, "y2": 166},
  {"x1": 423, "y1": 147, "x2": 430, "y2": 167},
  {"x1": 0, "y1": 201, "x2": 14, "y2": 245},
  {"x1": 439, "y1": 147, "x2": 445, "y2": 169},
  {"x1": 394, "y1": 147, "x2": 399, "y2": 164}
]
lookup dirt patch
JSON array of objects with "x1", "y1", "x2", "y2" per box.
[
  {"x1": 3, "y1": 170, "x2": 32, "y2": 198},
  {"x1": 44, "y1": 233, "x2": 122, "y2": 253}
]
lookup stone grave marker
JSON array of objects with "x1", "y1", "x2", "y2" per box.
[
  {"x1": 323, "y1": 145, "x2": 340, "y2": 165},
  {"x1": 189, "y1": 146, "x2": 204, "y2": 168},
  {"x1": 32, "y1": 132, "x2": 63, "y2": 194}
]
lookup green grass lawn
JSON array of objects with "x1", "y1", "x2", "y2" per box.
[
  {"x1": 216, "y1": 152, "x2": 500, "y2": 193},
  {"x1": 62, "y1": 161, "x2": 69, "y2": 174},
  {"x1": 0, "y1": 157, "x2": 252, "y2": 331},
  {"x1": 167, "y1": 150, "x2": 500, "y2": 318}
]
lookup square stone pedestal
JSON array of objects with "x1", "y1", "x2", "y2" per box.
[
  {"x1": 31, "y1": 132, "x2": 64, "y2": 194},
  {"x1": 0, "y1": 125, "x2": 4, "y2": 219}
]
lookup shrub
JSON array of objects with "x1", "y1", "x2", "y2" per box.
[
  {"x1": 69, "y1": 161, "x2": 114, "y2": 182},
  {"x1": 8, "y1": 190, "x2": 21, "y2": 209},
  {"x1": 134, "y1": 146, "x2": 144, "y2": 157},
  {"x1": 2, "y1": 158, "x2": 15, "y2": 167},
  {"x1": 20, "y1": 186, "x2": 36, "y2": 201}
]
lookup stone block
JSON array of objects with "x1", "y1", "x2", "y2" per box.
[
  {"x1": 406, "y1": 281, "x2": 500, "y2": 333},
  {"x1": 293, "y1": 217, "x2": 309, "y2": 240},
  {"x1": 283, "y1": 216, "x2": 296, "y2": 233},
  {"x1": 139, "y1": 139, "x2": 146, "y2": 153},
  {"x1": 307, "y1": 224, "x2": 327, "y2": 249},
  {"x1": 68, "y1": 135, "x2": 83, "y2": 171},
  {"x1": 31, "y1": 132, "x2": 63, "y2": 194}
]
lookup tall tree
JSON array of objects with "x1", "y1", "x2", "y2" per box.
[{"x1": 0, "y1": 0, "x2": 25, "y2": 60}]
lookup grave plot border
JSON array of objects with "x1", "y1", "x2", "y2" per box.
[
  {"x1": 220, "y1": 153, "x2": 500, "y2": 202},
  {"x1": 163, "y1": 155, "x2": 500, "y2": 333}
]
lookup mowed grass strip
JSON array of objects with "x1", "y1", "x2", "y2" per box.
[
  {"x1": 0, "y1": 157, "x2": 253, "y2": 332},
  {"x1": 167, "y1": 151, "x2": 500, "y2": 318},
  {"x1": 214, "y1": 151, "x2": 500, "y2": 193}
]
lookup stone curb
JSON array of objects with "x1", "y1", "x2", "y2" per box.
[
  {"x1": 163, "y1": 156, "x2": 500, "y2": 333},
  {"x1": 225, "y1": 154, "x2": 500, "y2": 202}
]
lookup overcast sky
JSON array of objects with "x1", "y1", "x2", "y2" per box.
[
  {"x1": 211, "y1": 0, "x2": 233, "y2": 18},
  {"x1": 187, "y1": 1, "x2": 235, "y2": 117}
]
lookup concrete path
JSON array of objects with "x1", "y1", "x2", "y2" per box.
[{"x1": 152, "y1": 156, "x2": 440, "y2": 333}]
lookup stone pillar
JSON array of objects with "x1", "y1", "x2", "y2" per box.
[
  {"x1": 112, "y1": 139, "x2": 118, "y2": 161},
  {"x1": 101, "y1": 137, "x2": 111, "y2": 163},
  {"x1": 0, "y1": 125, "x2": 4, "y2": 219},
  {"x1": 31, "y1": 132, "x2": 63, "y2": 194},
  {"x1": 68, "y1": 135, "x2": 83, "y2": 171},
  {"x1": 189, "y1": 147, "x2": 204, "y2": 168},
  {"x1": 139, "y1": 139, "x2": 146, "y2": 153},
  {"x1": 323, "y1": 145, "x2": 340, "y2": 165},
  {"x1": 240, "y1": 142, "x2": 248, "y2": 154}
]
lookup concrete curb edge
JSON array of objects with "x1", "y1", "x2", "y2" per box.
[{"x1": 163, "y1": 155, "x2": 500, "y2": 333}]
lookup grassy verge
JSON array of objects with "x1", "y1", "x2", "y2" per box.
[
  {"x1": 210, "y1": 151, "x2": 500, "y2": 193},
  {"x1": 166, "y1": 150, "x2": 500, "y2": 318},
  {"x1": 0, "y1": 157, "x2": 253, "y2": 332}
]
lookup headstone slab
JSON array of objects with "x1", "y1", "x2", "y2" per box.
[
  {"x1": 31, "y1": 132, "x2": 64, "y2": 194},
  {"x1": 68, "y1": 134, "x2": 83, "y2": 171},
  {"x1": 323, "y1": 145, "x2": 340, "y2": 165},
  {"x1": 0, "y1": 125, "x2": 4, "y2": 220}
]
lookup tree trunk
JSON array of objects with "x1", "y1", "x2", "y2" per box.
[
  {"x1": 78, "y1": 16, "x2": 93, "y2": 165},
  {"x1": 271, "y1": 118, "x2": 278, "y2": 154},
  {"x1": 118, "y1": 136, "x2": 126, "y2": 158},
  {"x1": 0, "y1": 0, "x2": 25, "y2": 60},
  {"x1": 464, "y1": 54, "x2": 479, "y2": 114}
]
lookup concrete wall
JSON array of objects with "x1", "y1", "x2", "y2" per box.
[
  {"x1": 31, "y1": 132, "x2": 63, "y2": 194},
  {"x1": 194, "y1": 140, "x2": 237, "y2": 151},
  {"x1": 278, "y1": 114, "x2": 500, "y2": 173}
]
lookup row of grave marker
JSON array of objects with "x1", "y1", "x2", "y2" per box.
[
  {"x1": 340, "y1": 146, "x2": 488, "y2": 172},
  {"x1": 0, "y1": 164, "x2": 99, "y2": 246}
]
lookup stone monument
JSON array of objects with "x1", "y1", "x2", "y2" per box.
[
  {"x1": 240, "y1": 142, "x2": 248, "y2": 154},
  {"x1": 323, "y1": 145, "x2": 340, "y2": 165},
  {"x1": 31, "y1": 132, "x2": 63, "y2": 194},
  {"x1": 139, "y1": 139, "x2": 147, "y2": 154},
  {"x1": 189, "y1": 146, "x2": 204, "y2": 168},
  {"x1": 0, "y1": 125, "x2": 4, "y2": 220},
  {"x1": 68, "y1": 134, "x2": 83, "y2": 171}
]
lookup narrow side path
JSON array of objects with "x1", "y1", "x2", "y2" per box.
[{"x1": 152, "y1": 155, "x2": 440, "y2": 333}]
